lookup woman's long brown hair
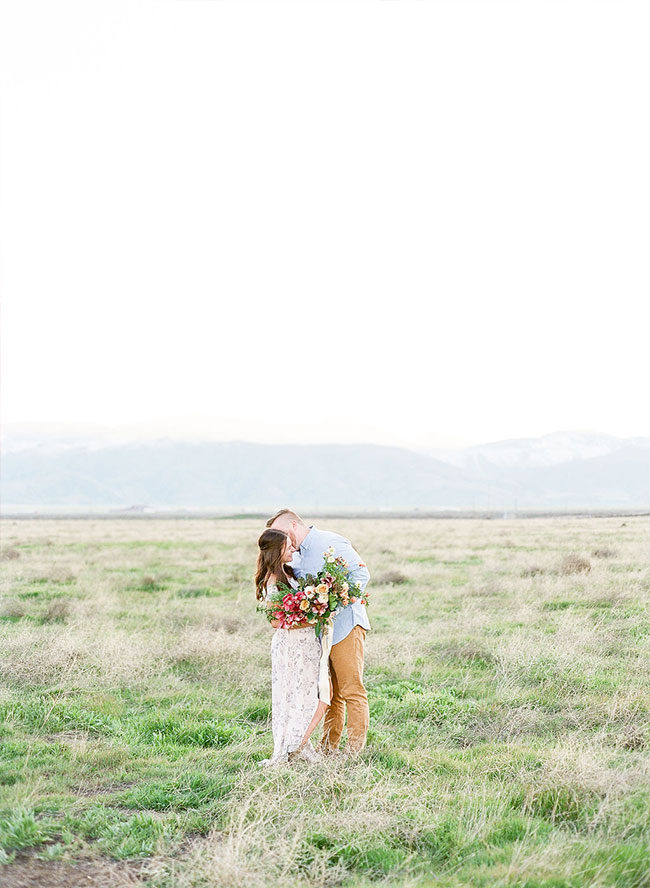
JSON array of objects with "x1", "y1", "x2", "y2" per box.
[{"x1": 255, "y1": 529, "x2": 295, "y2": 601}]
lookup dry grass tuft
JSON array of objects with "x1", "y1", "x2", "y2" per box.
[
  {"x1": 592, "y1": 547, "x2": 617, "y2": 559},
  {"x1": 521, "y1": 565, "x2": 545, "y2": 577},
  {"x1": 211, "y1": 616, "x2": 246, "y2": 634},
  {"x1": 376, "y1": 570, "x2": 409, "y2": 585},
  {"x1": 0, "y1": 599, "x2": 26, "y2": 620},
  {"x1": 522, "y1": 743, "x2": 650, "y2": 829},
  {"x1": 1, "y1": 547, "x2": 20, "y2": 560},
  {"x1": 27, "y1": 564, "x2": 77, "y2": 584},
  {"x1": 434, "y1": 641, "x2": 497, "y2": 666},
  {"x1": 560, "y1": 553, "x2": 591, "y2": 575},
  {"x1": 44, "y1": 599, "x2": 71, "y2": 623},
  {"x1": 618, "y1": 724, "x2": 646, "y2": 751}
]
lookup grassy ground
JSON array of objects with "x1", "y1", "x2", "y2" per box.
[{"x1": 0, "y1": 516, "x2": 649, "y2": 887}]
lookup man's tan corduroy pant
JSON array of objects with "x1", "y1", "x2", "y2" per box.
[{"x1": 319, "y1": 626, "x2": 369, "y2": 752}]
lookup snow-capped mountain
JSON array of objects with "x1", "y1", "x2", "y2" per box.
[{"x1": 430, "y1": 431, "x2": 649, "y2": 470}]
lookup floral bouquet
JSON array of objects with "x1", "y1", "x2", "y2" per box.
[{"x1": 259, "y1": 546, "x2": 369, "y2": 638}]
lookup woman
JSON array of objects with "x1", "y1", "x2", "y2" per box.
[{"x1": 255, "y1": 528, "x2": 325, "y2": 764}]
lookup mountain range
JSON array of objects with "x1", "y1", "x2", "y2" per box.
[{"x1": 1, "y1": 429, "x2": 648, "y2": 511}]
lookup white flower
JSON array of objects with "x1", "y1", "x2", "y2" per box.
[
  {"x1": 327, "y1": 556, "x2": 336, "y2": 563},
  {"x1": 328, "y1": 546, "x2": 335, "y2": 554},
  {"x1": 341, "y1": 582, "x2": 349, "y2": 593}
]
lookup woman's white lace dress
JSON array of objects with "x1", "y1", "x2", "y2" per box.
[{"x1": 264, "y1": 581, "x2": 322, "y2": 764}]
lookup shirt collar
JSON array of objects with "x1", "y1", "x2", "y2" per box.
[{"x1": 300, "y1": 526, "x2": 316, "y2": 553}]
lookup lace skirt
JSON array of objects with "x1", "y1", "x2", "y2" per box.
[{"x1": 268, "y1": 626, "x2": 321, "y2": 763}]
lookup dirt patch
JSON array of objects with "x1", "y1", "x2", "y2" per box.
[{"x1": 1, "y1": 854, "x2": 148, "y2": 888}]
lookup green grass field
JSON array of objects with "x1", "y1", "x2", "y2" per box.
[{"x1": 1, "y1": 516, "x2": 649, "y2": 887}]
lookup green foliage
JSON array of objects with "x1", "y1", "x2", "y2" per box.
[
  {"x1": 134, "y1": 714, "x2": 240, "y2": 748},
  {"x1": 64, "y1": 805, "x2": 172, "y2": 858},
  {"x1": 302, "y1": 832, "x2": 410, "y2": 875},
  {"x1": 116, "y1": 773, "x2": 234, "y2": 811},
  {"x1": 2, "y1": 698, "x2": 117, "y2": 736},
  {"x1": 242, "y1": 699, "x2": 271, "y2": 722},
  {"x1": 0, "y1": 807, "x2": 57, "y2": 852}
]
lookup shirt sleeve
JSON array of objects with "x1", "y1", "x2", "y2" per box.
[{"x1": 335, "y1": 537, "x2": 370, "y2": 593}]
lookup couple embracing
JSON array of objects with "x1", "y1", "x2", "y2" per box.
[{"x1": 255, "y1": 509, "x2": 371, "y2": 765}]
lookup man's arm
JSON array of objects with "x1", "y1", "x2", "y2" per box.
[{"x1": 335, "y1": 537, "x2": 370, "y2": 594}]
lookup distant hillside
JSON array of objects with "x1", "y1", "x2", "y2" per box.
[
  {"x1": 1, "y1": 435, "x2": 648, "y2": 510},
  {"x1": 0, "y1": 442, "x2": 492, "y2": 509}
]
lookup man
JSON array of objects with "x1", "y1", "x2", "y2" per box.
[{"x1": 266, "y1": 508, "x2": 371, "y2": 753}]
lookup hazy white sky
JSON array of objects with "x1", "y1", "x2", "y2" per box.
[{"x1": 1, "y1": 0, "x2": 648, "y2": 449}]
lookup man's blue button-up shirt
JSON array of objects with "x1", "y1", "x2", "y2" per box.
[{"x1": 291, "y1": 525, "x2": 371, "y2": 646}]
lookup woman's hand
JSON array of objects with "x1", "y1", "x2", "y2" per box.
[{"x1": 269, "y1": 619, "x2": 310, "y2": 630}]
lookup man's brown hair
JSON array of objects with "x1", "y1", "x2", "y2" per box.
[{"x1": 265, "y1": 508, "x2": 306, "y2": 529}]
